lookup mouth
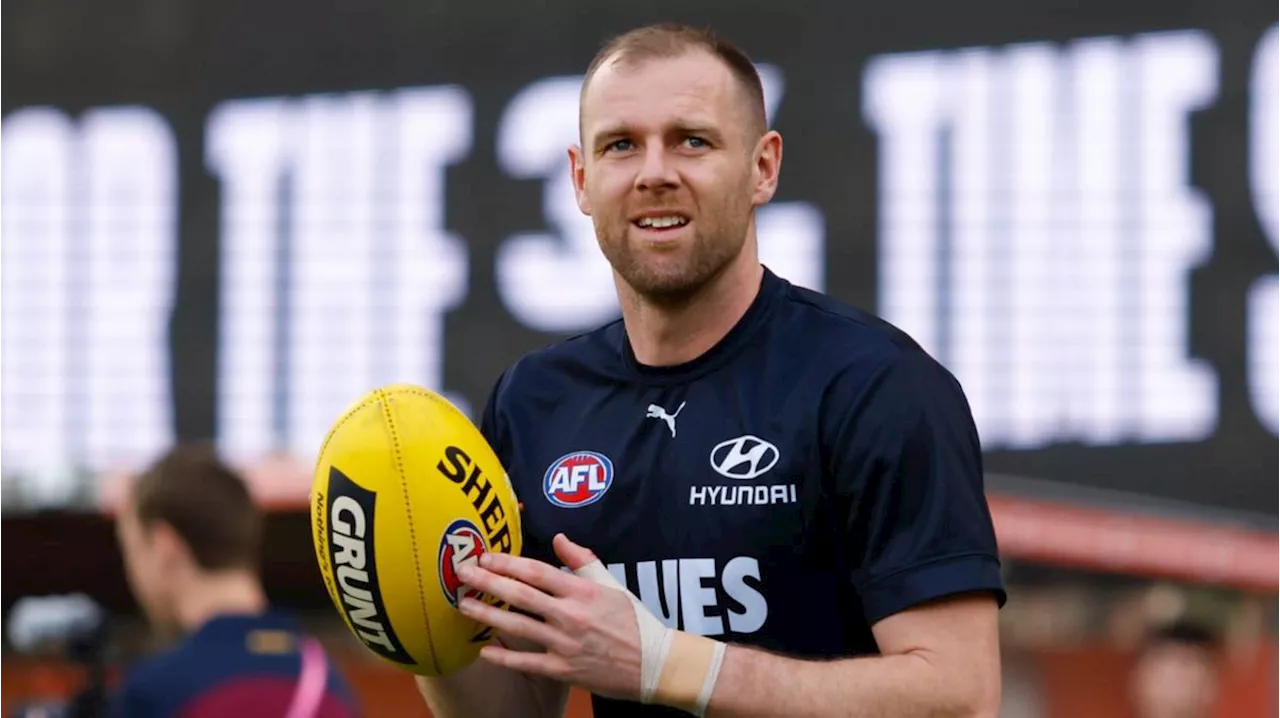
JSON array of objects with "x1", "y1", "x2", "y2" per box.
[{"x1": 630, "y1": 214, "x2": 691, "y2": 238}]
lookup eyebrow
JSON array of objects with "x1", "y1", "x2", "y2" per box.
[
  {"x1": 590, "y1": 122, "x2": 726, "y2": 148},
  {"x1": 591, "y1": 126, "x2": 631, "y2": 148}
]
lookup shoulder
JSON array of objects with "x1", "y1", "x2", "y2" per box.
[
  {"x1": 488, "y1": 320, "x2": 625, "y2": 404},
  {"x1": 122, "y1": 641, "x2": 188, "y2": 684},
  {"x1": 770, "y1": 283, "x2": 973, "y2": 439},
  {"x1": 777, "y1": 282, "x2": 953, "y2": 386},
  {"x1": 780, "y1": 283, "x2": 918, "y2": 346},
  {"x1": 112, "y1": 632, "x2": 360, "y2": 718},
  {"x1": 108, "y1": 645, "x2": 188, "y2": 716},
  {"x1": 782, "y1": 283, "x2": 920, "y2": 355}
]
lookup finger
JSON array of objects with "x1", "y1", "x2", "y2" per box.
[
  {"x1": 457, "y1": 563, "x2": 559, "y2": 619},
  {"x1": 479, "y1": 551, "x2": 586, "y2": 598},
  {"x1": 478, "y1": 643, "x2": 571, "y2": 680},
  {"x1": 459, "y1": 597, "x2": 575, "y2": 655},
  {"x1": 552, "y1": 533, "x2": 598, "y2": 572}
]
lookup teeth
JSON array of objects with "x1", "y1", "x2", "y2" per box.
[{"x1": 637, "y1": 216, "x2": 688, "y2": 228}]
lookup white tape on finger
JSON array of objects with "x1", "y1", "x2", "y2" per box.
[{"x1": 573, "y1": 559, "x2": 724, "y2": 716}]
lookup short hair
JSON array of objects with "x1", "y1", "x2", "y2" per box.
[
  {"x1": 129, "y1": 444, "x2": 262, "y2": 572},
  {"x1": 1140, "y1": 619, "x2": 1220, "y2": 655},
  {"x1": 581, "y1": 23, "x2": 768, "y2": 138}
]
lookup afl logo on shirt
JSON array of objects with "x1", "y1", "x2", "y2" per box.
[
  {"x1": 438, "y1": 518, "x2": 487, "y2": 608},
  {"x1": 543, "y1": 451, "x2": 614, "y2": 508}
]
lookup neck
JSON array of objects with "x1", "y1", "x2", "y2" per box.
[
  {"x1": 173, "y1": 568, "x2": 268, "y2": 633},
  {"x1": 619, "y1": 249, "x2": 764, "y2": 367}
]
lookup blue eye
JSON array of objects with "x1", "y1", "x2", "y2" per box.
[
  {"x1": 685, "y1": 136, "x2": 708, "y2": 149},
  {"x1": 607, "y1": 139, "x2": 633, "y2": 152}
]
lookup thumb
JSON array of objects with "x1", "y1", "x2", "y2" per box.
[{"x1": 553, "y1": 533, "x2": 598, "y2": 571}]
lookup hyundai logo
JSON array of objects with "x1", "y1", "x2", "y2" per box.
[{"x1": 709, "y1": 435, "x2": 780, "y2": 480}]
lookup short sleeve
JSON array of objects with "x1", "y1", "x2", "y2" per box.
[
  {"x1": 477, "y1": 367, "x2": 551, "y2": 567},
  {"x1": 478, "y1": 369, "x2": 511, "y2": 460},
  {"x1": 824, "y1": 349, "x2": 1006, "y2": 625}
]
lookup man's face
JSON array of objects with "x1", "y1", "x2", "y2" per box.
[
  {"x1": 1132, "y1": 643, "x2": 1219, "y2": 718},
  {"x1": 116, "y1": 500, "x2": 177, "y2": 630},
  {"x1": 571, "y1": 50, "x2": 781, "y2": 305}
]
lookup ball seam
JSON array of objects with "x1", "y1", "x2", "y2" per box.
[{"x1": 378, "y1": 387, "x2": 442, "y2": 676}]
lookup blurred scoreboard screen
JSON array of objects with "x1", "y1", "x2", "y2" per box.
[{"x1": 2, "y1": 0, "x2": 1276, "y2": 513}]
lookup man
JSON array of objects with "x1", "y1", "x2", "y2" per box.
[
  {"x1": 111, "y1": 445, "x2": 360, "y2": 717},
  {"x1": 418, "y1": 23, "x2": 1005, "y2": 718},
  {"x1": 1129, "y1": 621, "x2": 1222, "y2": 718}
]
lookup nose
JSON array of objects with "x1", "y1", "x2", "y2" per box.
[{"x1": 634, "y1": 142, "x2": 679, "y2": 192}]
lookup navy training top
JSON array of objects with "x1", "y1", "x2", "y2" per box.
[
  {"x1": 481, "y1": 267, "x2": 1007, "y2": 718},
  {"x1": 108, "y1": 610, "x2": 361, "y2": 718}
]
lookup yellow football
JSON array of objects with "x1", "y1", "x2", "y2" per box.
[{"x1": 310, "y1": 384, "x2": 523, "y2": 676}]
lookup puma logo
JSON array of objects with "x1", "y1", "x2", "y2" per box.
[{"x1": 646, "y1": 401, "x2": 687, "y2": 438}]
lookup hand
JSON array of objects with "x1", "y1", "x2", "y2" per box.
[{"x1": 456, "y1": 533, "x2": 645, "y2": 701}]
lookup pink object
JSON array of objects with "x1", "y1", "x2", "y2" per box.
[{"x1": 285, "y1": 637, "x2": 328, "y2": 718}]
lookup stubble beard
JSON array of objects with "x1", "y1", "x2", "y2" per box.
[{"x1": 597, "y1": 198, "x2": 754, "y2": 309}]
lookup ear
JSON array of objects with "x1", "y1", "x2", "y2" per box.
[
  {"x1": 150, "y1": 521, "x2": 193, "y2": 572},
  {"x1": 750, "y1": 130, "x2": 783, "y2": 207},
  {"x1": 568, "y1": 145, "x2": 592, "y2": 216}
]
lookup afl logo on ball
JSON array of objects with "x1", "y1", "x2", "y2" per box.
[
  {"x1": 438, "y1": 519, "x2": 487, "y2": 609},
  {"x1": 542, "y1": 451, "x2": 614, "y2": 508}
]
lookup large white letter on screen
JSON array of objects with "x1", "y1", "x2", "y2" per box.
[
  {"x1": 81, "y1": 107, "x2": 179, "y2": 474},
  {"x1": 2, "y1": 106, "x2": 178, "y2": 506},
  {"x1": 1248, "y1": 24, "x2": 1278, "y2": 435},
  {"x1": 2, "y1": 108, "x2": 77, "y2": 503},
  {"x1": 208, "y1": 87, "x2": 472, "y2": 464},
  {"x1": 864, "y1": 31, "x2": 1221, "y2": 449}
]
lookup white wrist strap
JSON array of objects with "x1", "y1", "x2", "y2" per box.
[{"x1": 575, "y1": 559, "x2": 726, "y2": 716}]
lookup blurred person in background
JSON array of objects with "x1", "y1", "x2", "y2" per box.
[
  {"x1": 110, "y1": 445, "x2": 361, "y2": 717},
  {"x1": 1128, "y1": 620, "x2": 1222, "y2": 718}
]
